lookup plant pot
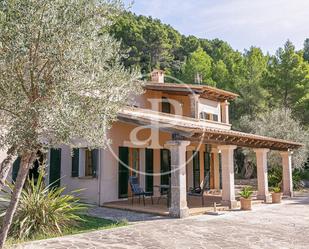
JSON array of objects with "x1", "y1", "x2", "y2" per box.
[
  {"x1": 272, "y1": 192, "x2": 282, "y2": 203},
  {"x1": 240, "y1": 197, "x2": 252, "y2": 210}
]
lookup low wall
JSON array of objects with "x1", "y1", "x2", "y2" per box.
[{"x1": 235, "y1": 178, "x2": 258, "y2": 187}]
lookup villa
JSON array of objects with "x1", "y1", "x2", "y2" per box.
[{"x1": 9, "y1": 70, "x2": 303, "y2": 218}]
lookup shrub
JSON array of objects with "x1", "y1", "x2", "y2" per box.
[
  {"x1": 272, "y1": 186, "x2": 281, "y2": 193},
  {"x1": 239, "y1": 186, "x2": 253, "y2": 199},
  {"x1": 292, "y1": 169, "x2": 305, "y2": 190},
  {"x1": 1, "y1": 172, "x2": 87, "y2": 240},
  {"x1": 268, "y1": 166, "x2": 305, "y2": 190},
  {"x1": 268, "y1": 166, "x2": 282, "y2": 187}
]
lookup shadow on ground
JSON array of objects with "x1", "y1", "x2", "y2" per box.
[{"x1": 88, "y1": 206, "x2": 169, "y2": 223}]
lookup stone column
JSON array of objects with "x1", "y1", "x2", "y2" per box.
[
  {"x1": 166, "y1": 140, "x2": 190, "y2": 218},
  {"x1": 211, "y1": 148, "x2": 220, "y2": 190},
  {"x1": 218, "y1": 145, "x2": 237, "y2": 209},
  {"x1": 220, "y1": 100, "x2": 230, "y2": 124},
  {"x1": 253, "y1": 148, "x2": 271, "y2": 202},
  {"x1": 280, "y1": 151, "x2": 293, "y2": 197}
]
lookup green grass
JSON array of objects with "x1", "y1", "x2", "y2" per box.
[
  {"x1": 7, "y1": 214, "x2": 128, "y2": 245},
  {"x1": 67, "y1": 214, "x2": 127, "y2": 234}
]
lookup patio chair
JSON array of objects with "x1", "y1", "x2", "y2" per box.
[
  {"x1": 187, "y1": 172, "x2": 211, "y2": 207},
  {"x1": 156, "y1": 176, "x2": 171, "y2": 207},
  {"x1": 129, "y1": 176, "x2": 153, "y2": 206}
]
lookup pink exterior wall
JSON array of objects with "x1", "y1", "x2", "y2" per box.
[{"x1": 58, "y1": 145, "x2": 100, "y2": 204}]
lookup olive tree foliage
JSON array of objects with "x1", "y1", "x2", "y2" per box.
[
  {"x1": 0, "y1": 0, "x2": 141, "y2": 153},
  {"x1": 238, "y1": 108, "x2": 309, "y2": 169},
  {"x1": 0, "y1": 0, "x2": 142, "y2": 246}
]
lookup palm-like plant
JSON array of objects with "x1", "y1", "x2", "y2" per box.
[
  {"x1": 239, "y1": 186, "x2": 253, "y2": 199},
  {"x1": 1, "y1": 171, "x2": 87, "y2": 240},
  {"x1": 272, "y1": 186, "x2": 281, "y2": 193}
]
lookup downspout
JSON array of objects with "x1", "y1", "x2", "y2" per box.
[{"x1": 98, "y1": 149, "x2": 102, "y2": 206}]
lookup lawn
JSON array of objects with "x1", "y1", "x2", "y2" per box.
[{"x1": 7, "y1": 214, "x2": 127, "y2": 245}]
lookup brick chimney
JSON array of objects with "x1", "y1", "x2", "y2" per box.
[{"x1": 150, "y1": 69, "x2": 164, "y2": 83}]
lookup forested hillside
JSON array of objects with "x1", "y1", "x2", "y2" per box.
[{"x1": 109, "y1": 12, "x2": 309, "y2": 129}]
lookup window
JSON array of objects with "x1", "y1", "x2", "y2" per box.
[
  {"x1": 71, "y1": 148, "x2": 99, "y2": 178},
  {"x1": 130, "y1": 148, "x2": 139, "y2": 176},
  {"x1": 85, "y1": 149, "x2": 93, "y2": 176},
  {"x1": 200, "y1": 112, "x2": 219, "y2": 122},
  {"x1": 162, "y1": 97, "x2": 171, "y2": 113},
  {"x1": 200, "y1": 112, "x2": 211, "y2": 120}
]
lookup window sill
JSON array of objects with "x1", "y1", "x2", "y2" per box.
[{"x1": 77, "y1": 176, "x2": 95, "y2": 179}]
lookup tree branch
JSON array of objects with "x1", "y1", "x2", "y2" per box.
[{"x1": 0, "y1": 108, "x2": 22, "y2": 120}]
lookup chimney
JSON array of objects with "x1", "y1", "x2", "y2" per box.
[
  {"x1": 194, "y1": 72, "x2": 202, "y2": 84},
  {"x1": 150, "y1": 69, "x2": 164, "y2": 83}
]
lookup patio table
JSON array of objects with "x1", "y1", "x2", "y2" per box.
[{"x1": 153, "y1": 184, "x2": 170, "y2": 207}]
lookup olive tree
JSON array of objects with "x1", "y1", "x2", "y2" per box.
[
  {"x1": 237, "y1": 108, "x2": 309, "y2": 170},
  {"x1": 0, "y1": 0, "x2": 142, "y2": 246}
]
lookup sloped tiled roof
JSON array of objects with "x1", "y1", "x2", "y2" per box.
[
  {"x1": 145, "y1": 82, "x2": 238, "y2": 101},
  {"x1": 118, "y1": 107, "x2": 303, "y2": 151}
]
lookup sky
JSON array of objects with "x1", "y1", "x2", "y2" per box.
[{"x1": 123, "y1": 0, "x2": 309, "y2": 54}]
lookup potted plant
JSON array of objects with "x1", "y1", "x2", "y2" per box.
[
  {"x1": 271, "y1": 186, "x2": 282, "y2": 203},
  {"x1": 239, "y1": 186, "x2": 253, "y2": 210}
]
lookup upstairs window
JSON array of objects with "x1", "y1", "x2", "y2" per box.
[
  {"x1": 200, "y1": 112, "x2": 219, "y2": 122},
  {"x1": 161, "y1": 97, "x2": 171, "y2": 113},
  {"x1": 200, "y1": 112, "x2": 211, "y2": 120}
]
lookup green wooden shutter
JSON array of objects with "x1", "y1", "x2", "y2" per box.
[
  {"x1": 49, "y1": 148, "x2": 61, "y2": 188},
  {"x1": 193, "y1": 151, "x2": 200, "y2": 188},
  {"x1": 219, "y1": 153, "x2": 222, "y2": 189},
  {"x1": 204, "y1": 151, "x2": 211, "y2": 189},
  {"x1": 145, "y1": 148, "x2": 153, "y2": 194},
  {"x1": 160, "y1": 149, "x2": 171, "y2": 187},
  {"x1": 12, "y1": 157, "x2": 21, "y2": 182},
  {"x1": 71, "y1": 148, "x2": 79, "y2": 177},
  {"x1": 118, "y1": 147, "x2": 129, "y2": 198},
  {"x1": 91, "y1": 149, "x2": 99, "y2": 177}
]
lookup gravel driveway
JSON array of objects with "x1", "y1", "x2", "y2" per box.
[{"x1": 14, "y1": 194, "x2": 309, "y2": 249}]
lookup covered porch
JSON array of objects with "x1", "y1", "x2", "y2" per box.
[
  {"x1": 115, "y1": 107, "x2": 302, "y2": 218},
  {"x1": 104, "y1": 195, "x2": 226, "y2": 216},
  {"x1": 103, "y1": 190, "x2": 266, "y2": 216}
]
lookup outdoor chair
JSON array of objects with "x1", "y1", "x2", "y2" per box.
[
  {"x1": 187, "y1": 173, "x2": 211, "y2": 207},
  {"x1": 156, "y1": 176, "x2": 171, "y2": 207},
  {"x1": 129, "y1": 176, "x2": 153, "y2": 206}
]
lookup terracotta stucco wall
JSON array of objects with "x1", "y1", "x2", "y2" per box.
[{"x1": 100, "y1": 121, "x2": 172, "y2": 204}]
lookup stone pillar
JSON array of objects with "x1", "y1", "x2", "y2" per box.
[
  {"x1": 166, "y1": 140, "x2": 190, "y2": 218},
  {"x1": 189, "y1": 94, "x2": 200, "y2": 119},
  {"x1": 220, "y1": 100, "x2": 230, "y2": 124},
  {"x1": 253, "y1": 148, "x2": 271, "y2": 202},
  {"x1": 211, "y1": 148, "x2": 220, "y2": 190},
  {"x1": 218, "y1": 145, "x2": 237, "y2": 209},
  {"x1": 280, "y1": 151, "x2": 293, "y2": 197}
]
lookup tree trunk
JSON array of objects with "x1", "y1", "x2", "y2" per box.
[
  {"x1": 0, "y1": 147, "x2": 17, "y2": 192},
  {"x1": 0, "y1": 152, "x2": 36, "y2": 248}
]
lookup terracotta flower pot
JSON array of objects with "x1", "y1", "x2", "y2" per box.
[
  {"x1": 240, "y1": 197, "x2": 252, "y2": 210},
  {"x1": 272, "y1": 192, "x2": 282, "y2": 203}
]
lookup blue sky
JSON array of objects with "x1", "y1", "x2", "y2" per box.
[{"x1": 123, "y1": 0, "x2": 309, "y2": 54}]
